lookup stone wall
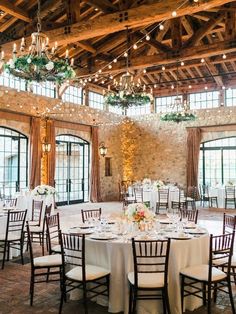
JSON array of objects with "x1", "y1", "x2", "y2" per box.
[{"x1": 1, "y1": 86, "x2": 236, "y2": 201}]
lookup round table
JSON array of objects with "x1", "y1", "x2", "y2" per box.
[{"x1": 83, "y1": 233, "x2": 209, "y2": 314}]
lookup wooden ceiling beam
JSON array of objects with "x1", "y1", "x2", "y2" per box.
[
  {"x1": 135, "y1": 30, "x2": 171, "y2": 53},
  {"x1": 77, "y1": 41, "x2": 97, "y2": 53},
  {"x1": 2, "y1": 0, "x2": 235, "y2": 58},
  {"x1": 184, "y1": 11, "x2": 225, "y2": 47},
  {"x1": 205, "y1": 59, "x2": 224, "y2": 86},
  {"x1": 86, "y1": 0, "x2": 118, "y2": 13},
  {"x1": 75, "y1": 39, "x2": 236, "y2": 76},
  {"x1": 0, "y1": 0, "x2": 31, "y2": 22},
  {"x1": 171, "y1": 18, "x2": 182, "y2": 49}
]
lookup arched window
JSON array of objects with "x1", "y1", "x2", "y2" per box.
[
  {"x1": 55, "y1": 135, "x2": 89, "y2": 205},
  {"x1": 0, "y1": 127, "x2": 28, "y2": 197},
  {"x1": 199, "y1": 137, "x2": 236, "y2": 186}
]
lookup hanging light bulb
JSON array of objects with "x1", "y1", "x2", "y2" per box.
[
  {"x1": 133, "y1": 43, "x2": 138, "y2": 50},
  {"x1": 159, "y1": 24, "x2": 164, "y2": 30},
  {"x1": 172, "y1": 11, "x2": 177, "y2": 17},
  {"x1": 162, "y1": 66, "x2": 165, "y2": 71},
  {"x1": 124, "y1": 51, "x2": 128, "y2": 57},
  {"x1": 146, "y1": 34, "x2": 150, "y2": 41}
]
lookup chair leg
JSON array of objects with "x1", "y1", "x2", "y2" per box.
[
  {"x1": 20, "y1": 240, "x2": 24, "y2": 265},
  {"x1": 228, "y1": 279, "x2": 236, "y2": 313},
  {"x1": 232, "y1": 267, "x2": 236, "y2": 285},
  {"x1": 106, "y1": 275, "x2": 110, "y2": 297},
  {"x1": 132, "y1": 289, "x2": 137, "y2": 314},
  {"x1": 180, "y1": 275, "x2": 184, "y2": 313},
  {"x1": 7, "y1": 242, "x2": 10, "y2": 261},
  {"x1": 30, "y1": 270, "x2": 35, "y2": 306},
  {"x1": 1, "y1": 241, "x2": 7, "y2": 269},
  {"x1": 83, "y1": 282, "x2": 88, "y2": 314},
  {"x1": 203, "y1": 282, "x2": 206, "y2": 306},
  {"x1": 42, "y1": 232, "x2": 44, "y2": 256},
  {"x1": 162, "y1": 290, "x2": 167, "y2": 314},
  {"x1": 164, "y1": 287, "x2": 171, "y2": 314},
  {"x1": 207, "y1": 284, "x2": 211, "y2": 314},
  {"x1": 213, "y1": 283, "x2": 217, "y2": 303}
]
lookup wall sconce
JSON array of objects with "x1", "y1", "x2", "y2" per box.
[
  {"x1": 42, "y1": 138, "x2": 51, "y2": 153},
  {"x1": 99, "y1": 142, "x2": 107, "y2": 157},
  {"x1": 42, "y1": 118, "x2": 51, "y2": 153}
]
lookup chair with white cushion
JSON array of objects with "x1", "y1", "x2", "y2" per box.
[
  {"x1": 171, "y1": 188, "x2": 187, "y2": 210},
  {"x1": 0, "y1": 209, "x2": 27, "y2": 269},
  {"x1": 128, "y1": 238, "x2": 171, "y2": 314},
  {"x1": 180, "y1": 233, "x2": 235, "y2": 314},
  {"x1": 59, "y1": 232, "x2": 110, "y2": 314},
  {"x1": 26, "y1": 222, "x2": 62, "y2": 306},
  {"x1": 222, "y1": 213, "x2": 236, "y2": 284},
  {"x1": 29, "y1": 204, "x2": 52, "y2": 255},
  {"x1": 29, "y1": 200, "x2": 44, "y2": 226}
]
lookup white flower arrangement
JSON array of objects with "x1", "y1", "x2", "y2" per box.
[
  {"x1": 125, "y1": 203, "x2": 154, "y2": 223},
  {"x1": 32, "y1": 185, "x2": 56, "y2": 196},
  {"x1": 45, "y1": 61, "x2": 54, "y2": 71},
  {"x1": 153, "y1": 180, "x2": 165, "y2": 189},
  {"x1": 142, "y1": 178, "x2": 152, "y2": 186}
]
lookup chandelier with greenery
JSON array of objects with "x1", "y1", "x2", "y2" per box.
[
  {"x1": 105, "y1": 71, "x2": 151, "y2": 109},
  {"x1": 160, "y1": 66, "x2": 196, "y2": 123},
  {"x1": 104, "y1": 28, "x2": 152, "y2": 109},
  {"x1": 3, "y1": 0, "x2": 75, "y2": 84}
]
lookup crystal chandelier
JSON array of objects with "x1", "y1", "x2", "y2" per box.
[
  {"x1": 104, "y1": 29, "x2": 151, "y2": 109},
  {"x1": 161, "y1": 66, "x2": 196, "y2": 123},
  {"x1": 2, "y1": 0, "x2": 75, "y2": 84}
]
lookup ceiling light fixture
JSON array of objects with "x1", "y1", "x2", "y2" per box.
[{"x1": 3, "y1": 0, "x2": 75, "y2": 84}]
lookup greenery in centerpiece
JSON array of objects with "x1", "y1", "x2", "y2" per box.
[{"x1": 105, "y1": 91, "x2": 151, "y2": 109}]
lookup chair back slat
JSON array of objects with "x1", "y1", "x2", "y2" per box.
[
  {"x1": 180, "y1": 209, "x2": 198, "y2": 224},
  {"x1": 158, "y1": 189, "x2": 169, "y2": 202},
  {"x1": 209, "y1": 233, "x2": 235, "y2": 280},
  {"x1": 4, "y1": 198, "x2": 17, "y2": 208},
  {"x1": 31, "y1": 200, "x2": 43, "y2": 224},
  {"x1": 225, "y1": 186, "x2": 236, "y2": 198},
  {"x1": 81, "y1": 208, "x2": 101, "y2": 223},
  {"x1": 134, "y1": 188, "x2": 143, "y2": 203},
  {"x1": 5, "y1": 210, "x2": 27, "y2": 241},
  {"x1": 223, "y1": 213, "x2": 236, "y2": 234},
  {"x1": 132, "y1": 239, "x2": 170, "y2": 287},
  {"x1": 46, "y1": 213, "x2": 60, "y2": 254},
  {"x1": 59, "y1": 232, "x2": 85, "y2": 271}
]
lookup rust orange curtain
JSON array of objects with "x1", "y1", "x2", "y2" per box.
[
  {"x1": 47, "y1": 120, "x2": 56, "y2": 186},
  {"x1": 186, "y1": 128, "x2": 202, "y2": 188},
  {"x1": 29, "y1": 117, "x2": 41, "y2": 189},
  {"x1": 90, "y1": 126, "x2": 101, "y2": 202}
]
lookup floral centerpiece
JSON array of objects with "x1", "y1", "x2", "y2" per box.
[
  {"x1": 153, "y1": 180, "x2": 165, "y2": 189},
  {"x1": 32, "y1": 185, "x2": 57, "y2": 196},
  {"x1": 142, "y1": 178, "x2": 152, "y2": 185},
  {"x1": 125, "y1": 203, "x2": 154, "y2": 223}
]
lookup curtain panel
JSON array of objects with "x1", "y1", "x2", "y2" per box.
[
  {"x1": 186, "y1": 128, "x2": 202, "y2": 188},
  {"x1": 47, "y1": 120, "x2": 56, "y2": 186},
  {"x1": 90, "y1": 126, "x2": 101, "y2": 202},
  {"x1": 29, "y1": 117, "x2": 41, "y2": 189}
]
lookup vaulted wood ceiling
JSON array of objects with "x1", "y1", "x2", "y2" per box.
[{"x1": 1, "y1": 0, "x2": 236, "y2": 96}]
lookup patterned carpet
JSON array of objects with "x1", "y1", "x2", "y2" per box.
[{"x1": 0, "y1": 202, "x2": 235, "y2": 314}]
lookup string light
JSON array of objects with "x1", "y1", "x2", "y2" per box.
[
  {"x1": 162, "y1": 66, "x2": 165, "y2": 71},
  {"x1": 181, "y1": 61, "x2": 184, "y2": 66},
  {"x1": 201, "y1": 58, "x2": 205, "y2": 63},
  {"x1": 124, "y1": 52, "x2": 128, "y2": 57},
  {"x1": 133, "y1": 43, "x2": 138, "y2": 50},
  {"x1": 113, "y1": 58, "x2": 117, "y2": 63},
  {"x1": 222, "y1": 54, "x2": 227, "y2": 59},
  {"x1": 159, "y1": 24, "x2": 164, "y2": 30},
  {"x1": 146, "y1": 34, "x2": 150, "y2": 41},
  {"x1": 108, "y1": 64, "x2": 112, "y2": 69},
  {"x1": 172, "y1": 11, "x2": 177, "y2": 17}
]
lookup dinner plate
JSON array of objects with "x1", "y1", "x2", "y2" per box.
[
  {"x1": 77, "y1": 223, "x2": 95, "y2": 229},
  {"x1": 69, "y1": 228, "x2": 94, "y2": 235},
  {"x1": 90, "y1": 234, "x2": 117, "y2": 240},
  {"x1": 187, "y1": 229, "x2": 206, "y2": 235},
  {"x1": 158, "y1": 219, "x2": 171, "y2": 224},
  {"x1": 167, "y1": 234, "x2": 192, "y2": 240}
]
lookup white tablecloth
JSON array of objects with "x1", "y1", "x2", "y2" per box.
[
  {"x1": 16, "y1": 194, "x2": 55, "y2": 223},
  {"x1": 128, "y1": 186, "x2": 180, "y2": 210},
  {"x1": 209, "y1": 187, "x2": 225, "y2": 208},
  {"x1": 85, "y1": 235, "x2": 209, "y2": 314}
]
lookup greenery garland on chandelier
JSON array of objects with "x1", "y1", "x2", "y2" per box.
[
  {"x1": 2, "y1": 0, "x2": 75, "y2": 84},
  {"x1": 4, "y1": 55, "x2": 75, "y2": 83},
  {"x1": 160, "y1": 112, "x2": 196, "y2": 123},
  {"x1": 105, "y1": 90, "x2": 151, "y2": 109}
]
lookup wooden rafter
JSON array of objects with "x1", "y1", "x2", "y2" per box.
[
  {"x1": 2, "y1": 0, "x2": 235, "y2": 58},
  {"x1": 0, "y1": 0, "x2": 31, "y2": 22},
  {"x1": 75, "y1": 39, "x2": 236, "y2": 76},
  {"x1": 86, "y1": 0, "x2": 118, "y2": 13},
  {"x1": 205, "y1": 58, "x2": 224, "y2": 87}
]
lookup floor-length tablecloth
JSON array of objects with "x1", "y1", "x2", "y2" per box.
[{"x1": 85, "y1": 235, "x2": 209, "y2": 314}]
